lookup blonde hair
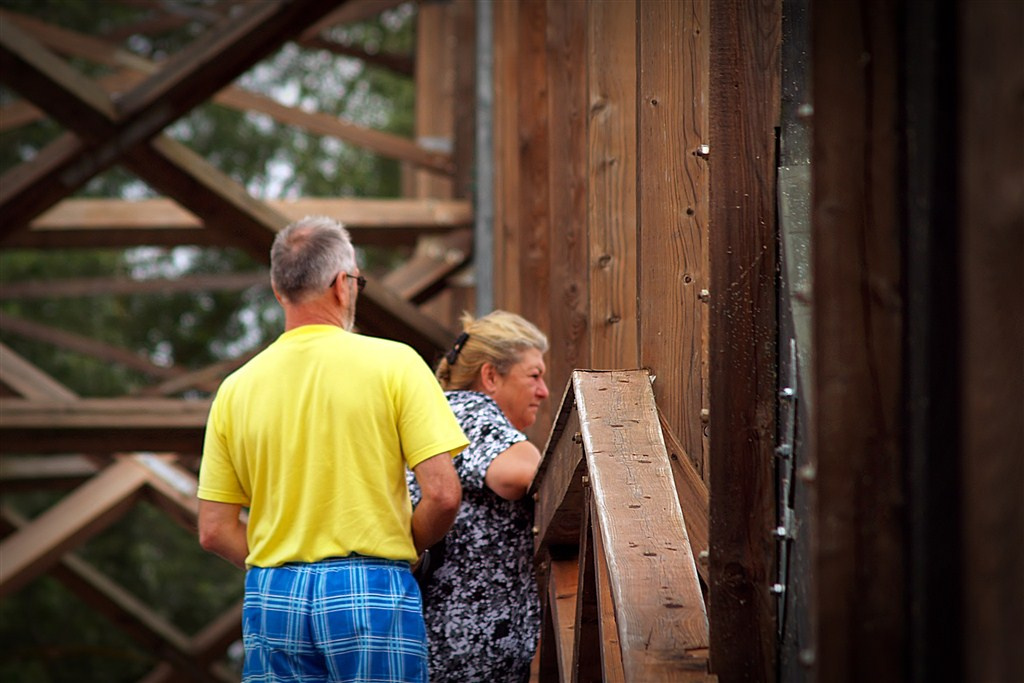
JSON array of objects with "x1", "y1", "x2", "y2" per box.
[{"x1": 437, "y1": 310, "x2": 549, "y2": 390}]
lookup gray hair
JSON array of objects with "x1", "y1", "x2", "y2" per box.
[{"x1": 270, "y1": 215, "x2": 356, "y2": 303}]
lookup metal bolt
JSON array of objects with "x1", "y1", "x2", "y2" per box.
[
  {"x1": 572, "y1": 431, "x2": 582, "y2": 444},
  {"x1": 779, "y1": 387, "x2": 795, "y2": 400},
  {"x1": 773, "y1": 525, "x2": 789, "y2": 539},
  {"x1": 698, "y1": 288, "x2": 710, "y2": 302},
  {"x1": 798, "y1": 648, "x2": 816, "y2": 667},
  {"x1": 581, "y1": 475, "x2": 590, "y2": 486},
  {"x1": 532, "y1": 526, "x2": 539, "y2": 536},
  {"x1": 770, "y1": 583, "x2": 785, "y2": 595},
  {"x1": 696, "y1": 144, "x2": 710, "y2": 157},
  {"x1": 775, "y1": 444, "x2": 793, "y2": 458},
  {"x1": 798, "y1": 463, "x2": 817, "y2": 482},
  {"x1": 699, "y1": 408, "x2": 710, "y2": 423}
]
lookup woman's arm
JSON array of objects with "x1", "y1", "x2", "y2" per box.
[{"x1": 485, "y1": 440, "x2": 542, "y2": 501}]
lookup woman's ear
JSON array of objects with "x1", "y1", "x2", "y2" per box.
[{"x1": 480, "y1": 362, "x2": 499, "y2": 394}]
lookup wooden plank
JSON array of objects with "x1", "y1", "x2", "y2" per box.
[
  {"x1": 381, "y1": 229, "x2": 473, "y2": 302},
  {"x1": 0, "y1": 398, "x2": 210, "y2": 455},
  {"x1": 449, "y1": 0, "x2": 477, "y2": 201},
  {"x1": 0, "y1": 271, "x2": 267, "y2": 300},
  {"x1": 0, "y1": 455, "x2": 99, "y2": 491},
  {"x1": 122, "y1": 135, "x2": 289, "y2": 260},
  {"x1": 707, "y1": 1, "x2": 780, "y2": 679},
  {"x1": 658, "y1": 408, "x2": 710, "y2": 585},
  {"x1": 299, "y1": 0, "x2": 406, "y2": 40},
  {"x1": 575, "y1": 370, "x2": 709, "y2": 679},
  {"x1": 590, "y1": 496, "x2": 626, "y2": 683},
  {"x1": 0, "y1": 458, "x2": 148, "y2": 598},
  {"x1": 492, "y1": 0, "x2": 521, "y2": 311},
  {"x1": 587, "y1": 0, "x2": 638, "y2": 369},
  {"x1": 409, "y1": 0, "x2": 455, "y2": 199},
  {"x1": 0, "y1": 341, "x2": 78, "y2": 400},
  {"x1": 572, "y1": 486, "x2": 602, "y2": 683},
  {"x1": 214, "y1": 86, "x2": 453, "y2": 175},
  {"x1": 534, "y1": 408, "x2": 585, "y2": 550},
  {"x1": 0, "y1": 507, "x2": 226, "y2": 683},
  {"x1": 548, "y1": 557, "x2": 580, "y2": 683},
  {"x1": 812, "y1": 2, "x2": 906, "y2": 681},
  {"x1": 136, "y1": 348, "x2": 261, "y2": 398},
  {"x1": 0, "y1": 312, "x2": 186, "y2": 380},
  {"x1": 515, "y1": 0, "x2": 551, "y2": 377},
  {"x1": 0, "y1": 11, "x2": 443, "y2": 173},
  {"x1": 0, "y1": 21, "x2": 119, "y2": 134},
  {"x1": 131, "y1": 454, "x2": 201, "y2": 534},
  {"x1": 0, "y1": 133, "x2": 95, "y2": 239},
  {"x1": 960, "y1": 2, "x2": 1024, "y2": 681},
  {"x1": 637, "y1": 0, "x2": 710, "y2": 478},
  {"x1": 544, "y1": 0, "x2": 590, "y2": 429},
  {"x1": 533, "y1": 377, "x2": 588, "y2": 550},
  {"x1": 0, "y1": 0, "x2": 342, "y2": 233},
  {"x1": 7, "y1": 196, "x2": 470, "y2": 250}
]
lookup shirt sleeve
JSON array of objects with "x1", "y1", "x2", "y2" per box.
[
  {"x1": 395, "y1": 347, "x2": 469, "y2": 470},
  {"x1": 452, "y1": 393, "x2": 527, "y2": 492},
  {"x1": 197, "y1": 390, "x2": 250, "y2": 505}
]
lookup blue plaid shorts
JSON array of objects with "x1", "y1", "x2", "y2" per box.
[{"x1": 242, "y1": 556, "x2": 427, "y2": 683}]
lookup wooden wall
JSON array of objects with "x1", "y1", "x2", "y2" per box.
[{"x1": 493, "y1": 0, "x2": 711, "y2": 482}]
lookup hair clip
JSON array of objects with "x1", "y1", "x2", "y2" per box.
[{"x1": 445, "y1": 332, "x2": 470, "y2": 365}]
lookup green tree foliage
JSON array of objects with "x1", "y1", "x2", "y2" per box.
[{"x1": 0, "y1": 1, "x2": 417, "y2": 679}]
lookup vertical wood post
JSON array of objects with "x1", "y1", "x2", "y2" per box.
[{"x1": 708, "y1": 0, "x2": 780, "y2": 679}]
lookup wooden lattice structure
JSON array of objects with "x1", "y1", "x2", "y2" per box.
[{"x1": 1, "y1": 0, "x2": 1021, "y2": 681}]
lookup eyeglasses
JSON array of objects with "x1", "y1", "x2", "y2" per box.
[{"x1": 329, "y1": 272, "x2": 367, "y2": 292}]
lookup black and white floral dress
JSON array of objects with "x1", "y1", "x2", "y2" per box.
[{"x1": 407, "y1": 390, "x2": 540, "y2": 683}]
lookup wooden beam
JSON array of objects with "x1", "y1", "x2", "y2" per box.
[
  {"x1": 591, "y1": 495, "x2": 627, "y2": 683},
  {"x1": 299, "y1": 35, "x2": 414, "y2": 77},
  {"x1": 0, "y1": 341, "x2": 77, "y2": 400},
  {"x1": 381, "y1": 229, "x2": 473, "y2": 303},
  {"x1": 532, "y1": 379, "x2": 587, "y2": 550},
  {"x1": 708, "y1": 0, "x2": 780, "y2": 679},
  {"x1": 638, "y1": 0, "x2": 710, "y2": 479},
  {"x1": 0, "y1": 312, "x2": 186, "y2": 380},
  {"x1": 0, "y1": 0, "x2": 345, "y2": 234},
  {"x1": 544, "y1": 0, "x2": 589, "y2": 440},
  {"x1": 576, "y1": 369, "x2": 709, "y2": 679},
  {"x1": 0, "y1": 398, "x2": 210, "y2": 455},
  {"x1": 960, "y1": 2, "x2": 1024, "y2": 681},
  {"x1": 214, "y1": 86, "x2": 450, "y2": 175},
  {"x1": 0, "y1": 12, "x2": 440, "y2": 172},
  {"x1": 572, "y1": 487, "x2": 603, "y2": 682},
  {"x1": 0, "y1": 458, "x2": 148, "y2": 597},
  {"x1": 659, "y1": 408, "x2": 710, "y2": 585},
  {"x1": 548, "y1": 557, "x2": 579, "y2": 683},
  {"x1": 0, "y1": 271, "x2": 268, "y2": 301},
  {"x1": 586, "y1": 0, "x2": 638, "y2": 369},
  {"x1": 812, "y1": 2, "x2": 906, "y2": 681},
  {"x1": 0, "y1": 455, "x2": 100, "y2": 491},
  {"x1": 299, "y1": 0, "x2": 407, "y2": 40}
]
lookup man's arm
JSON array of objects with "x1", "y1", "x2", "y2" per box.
[
  {"x1": 411, "y1": 452, "x2": 462, "y2": 555},
  {"x1": 198, "y1": 499, "x2": 248, "y2": 569}
]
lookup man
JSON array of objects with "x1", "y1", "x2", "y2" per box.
[{"x1": 198, "y1": 215, "x2": 467, "y2": 682}]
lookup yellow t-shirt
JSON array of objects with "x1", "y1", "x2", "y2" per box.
[{"x1": 198, "y1": 325, "x2": 468, "y2": 567}]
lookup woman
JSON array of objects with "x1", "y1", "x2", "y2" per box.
[{"x1": 408, "y1": 310, "x2": 550, "y2": 683}]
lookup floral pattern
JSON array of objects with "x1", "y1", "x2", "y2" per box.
[{"x1": 407, "y1": 391, "x2": 540, "y2": 683}]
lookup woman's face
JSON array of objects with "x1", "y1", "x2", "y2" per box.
[{"x1": 490, "y1": 347, "x2": 550, "y2": 431}]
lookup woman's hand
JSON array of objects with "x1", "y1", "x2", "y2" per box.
[{"x1": 485, "y1": 440, "x2": 542, "y2": 500}]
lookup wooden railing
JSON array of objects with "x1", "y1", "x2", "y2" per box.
[{"x1": 531, "y1": 369, "x2": 715, "y2": 682}]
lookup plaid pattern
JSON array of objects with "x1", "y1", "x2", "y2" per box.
[{"x1": 242, "y1": 557, "x2": 428, "y2": 683}]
